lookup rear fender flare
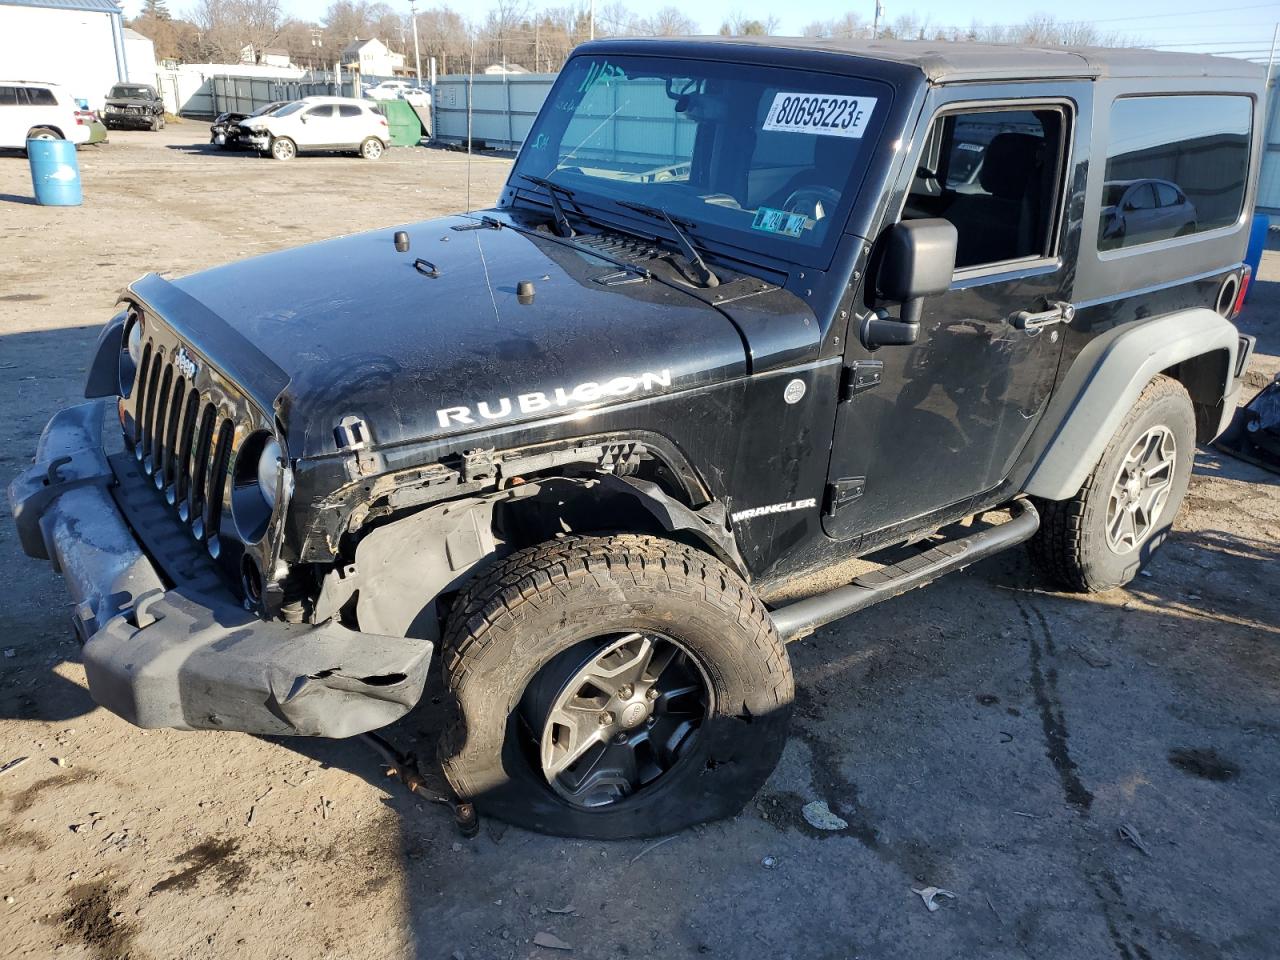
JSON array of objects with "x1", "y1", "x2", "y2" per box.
[{"x1": 1025, "y1": 307, "x2": 1239, "y2": 501}]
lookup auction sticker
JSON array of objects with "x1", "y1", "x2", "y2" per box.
[{"x1": 763, "y1": 93, "x2": 877, "y2": 139}]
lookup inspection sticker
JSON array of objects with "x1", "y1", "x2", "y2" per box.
[
  {"x1": 762, "y1": 93, "x2": 877, "y2": 139},
  {"x1": 752, "y1": 206, "x2": 810, "y2": 238}
]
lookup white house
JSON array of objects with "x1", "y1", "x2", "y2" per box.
[
  {"x1": 0, "y1": 0, "x2": 134, "y2": 110},
  {"x1": 339, "y1": 38, "x2": 405, "y2": 78}
]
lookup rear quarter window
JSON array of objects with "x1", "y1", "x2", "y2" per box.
[
  {"x1": 1099, "y1": 94, "x2": 1252, "y2": 252},
  {"x1": 24, "y1": 87, "x2": 58, "y2": 106}
]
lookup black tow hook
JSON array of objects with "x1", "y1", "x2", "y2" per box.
[{"x1": 358, "y1": 732, "x2": 479, "y2": 838}]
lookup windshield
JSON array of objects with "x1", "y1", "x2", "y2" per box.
[
  {"x1": 252, "y1": 101, "x2": 288, "y2": 117},
  {"x1": 273, "y1": 102, "x2": 305, "y2": 117},
  {"x1": 512, "y1": 54, "x2": 890, "y2": 266},
  {"x1": 110, "y1": 85, "x2": 150, "y2": 99}
]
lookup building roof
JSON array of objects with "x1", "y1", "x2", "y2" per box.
[
  {"x1": 340, "y1": 37, "x2": 385, "y2": 57},
  {"x1": 0, "y1": 0, "x2": 123, "y2": 11},
  {"x1": 587, "y1": 36, "x2": 1267, "y2": 82}
]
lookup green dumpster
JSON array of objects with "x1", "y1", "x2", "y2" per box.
[{"x1": 375, "y1": 99, "x2": 425, "y2": 147}]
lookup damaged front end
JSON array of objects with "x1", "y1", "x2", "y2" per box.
[{"x1": 8, "y1": 400, "x2": 432, "y2": 737}]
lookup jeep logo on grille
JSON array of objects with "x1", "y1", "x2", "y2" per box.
[{"x1": 174, "y1": 347, "x2": 199, "y2": 380}]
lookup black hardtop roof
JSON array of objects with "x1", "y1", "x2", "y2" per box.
[{"x1": 581, "y1": 36, "x2": 1266, "y2": 83}]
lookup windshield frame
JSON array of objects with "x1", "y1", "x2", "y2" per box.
[
  {"x1": 110, "y1": 85, "x2": 151, "y2": 99},
  {"x1": 508, "y1": 52, "x2": 895, "y2": 271}
]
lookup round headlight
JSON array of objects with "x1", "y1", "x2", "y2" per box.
[
  {"x1": 232, "y1": 431, "x2": 291, "y2": 544},
  {"x1": 127, "y1": 315, "x2": 143, "y2": 364},
  {"x1": 119, "y1": 312, "x2": 143, "y2": 398},
  {"x1": 257, "y1": 437, "x2": 283, "y2": 509}
]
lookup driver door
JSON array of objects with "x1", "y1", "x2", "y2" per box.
[{"x1": 824, "y1": 84, "x2": 1086, "y2": 541}]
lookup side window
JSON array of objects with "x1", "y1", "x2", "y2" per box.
[
  {"x1": 304, "y1": 105, "x2": 333, "y2": 119},
  {"x1": 903, "y1": 106, "x2": 1067, "y2": 270},
  {"x1": 0, "y1": 86, "x2": 17, "y2": 106},
  {"x1": 337, "y1": 104, "x2": 361, "y2": 118},
  {"x1": 26, "y1": 87, "x2": 57, "y2": 106},
  {"x1": 1099, "y1": 94, "x2": 1251, "y2": 251},
  {"x1": 1127, "y1": 183, "x2": 1158, "y2": 210}
]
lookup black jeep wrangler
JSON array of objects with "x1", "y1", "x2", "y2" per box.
[
  {"x1": 102, "y1": 83, "x2": 165, "y2": 131},
  {"x1": 11, "y1": 39, "x2": 1262, "y2": 839}
]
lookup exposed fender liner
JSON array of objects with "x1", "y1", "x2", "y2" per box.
[
  {"x1": 1024, "y1": 308, "x2": 1239, "y2": 501},
  {"x1": 84, "y1": 311, "x2": 125, "y2": 399},
  {"x1": 607, "y1": 474, "x2": 746, "y2": 577}
]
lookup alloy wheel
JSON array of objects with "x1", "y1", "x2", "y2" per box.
[
  {"x1": 1105, "y1": 424, "x2": 1176, "y2": 554},
  {"x1": 523, "y1": 632, "x2": 711, "y2": 809}
]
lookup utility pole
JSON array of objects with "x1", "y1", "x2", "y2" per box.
[
  {"x1": 589, "y1": 0, "x2": 595, "y2": 41},
  {"x1": 872, "y1": 0, "x2": 883, "y2": 39},
  {"x1": 408, "y1": 0, "x2": 423, "y2": 85}
]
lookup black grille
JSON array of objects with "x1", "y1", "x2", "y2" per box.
[{"x1": 125, "y1": 339, "x2": 238, "y2": 558}]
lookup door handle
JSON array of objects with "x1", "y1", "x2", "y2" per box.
[{"x1": 1011, "y1": 301, "x2": 1075, "y2": 331}]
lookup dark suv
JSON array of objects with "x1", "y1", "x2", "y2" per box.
[
  {"x1": 10, "y1": 40, "x2": 1262, "y2": 839},
  {"x1": 103, "y1": 83, "x2": 164, "y2": 131}
]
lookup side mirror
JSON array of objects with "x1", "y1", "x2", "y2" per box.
[{"x1": 863, "y1": 219, "x2": 957, "y2": 348}]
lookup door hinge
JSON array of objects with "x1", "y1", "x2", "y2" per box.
[
  {"x1": 825, "y1": 477, "x2": 866, "y2": 517},
  {"x1": 840, "y1": 360, "x2": 883, "y2": 402}
]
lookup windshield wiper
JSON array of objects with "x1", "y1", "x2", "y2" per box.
[
  {"x1": 516, "y1": 173, "x2": 579, "y2": 239},
  {"x1": 615, "y1": 200, "x2": 720, "y2": 288}
]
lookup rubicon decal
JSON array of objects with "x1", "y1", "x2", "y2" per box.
[
  {"x1": 731, "y1": 498, "x2": 817, "y2": 523},
  {"x1": 437, "y1": 369, "x2": 673, "y2": 429}
]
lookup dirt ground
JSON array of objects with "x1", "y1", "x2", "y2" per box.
[{"x1": 1, "y1": 124, "x2": 1278, "y2": 960}]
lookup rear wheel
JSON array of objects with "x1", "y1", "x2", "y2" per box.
[
  {"x1": 359, "y1": 137, "x2": 384, "y2": 160},
  {"x1": 1030, "y1": 374, "x2": 1195, "y2": 591},
  {"x1": 269, "y1": 136, "x2": 296, "y2": 161},
  {"x1": 438, "y1": 534, "x2": 793, "y2": 839},
  {"x1": 26, "y1": 127, "x2": 59, "y2": 141}
]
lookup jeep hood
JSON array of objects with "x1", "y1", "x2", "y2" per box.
[{"x1": 144, "y1": 214, "x2": 755, "y2": 458}]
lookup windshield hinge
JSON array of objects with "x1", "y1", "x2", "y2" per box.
[{"x1": 839, "y1": 360, "x2": 884, "y2": 402}]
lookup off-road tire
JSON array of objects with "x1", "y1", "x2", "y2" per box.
[
  {"x1": 1030, "y1": 374, "x2": 1195, "y2": 592},
  {"x1": 438, "y1": 534, "x2": 793, "y2": 839},
  {"x1": 269, "y1": 136, "x2": 296, "y2": 161}
]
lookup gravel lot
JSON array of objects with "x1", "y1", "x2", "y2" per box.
[{"x1": 1, "y1": 125, "x2": 1278, "y2": 960}]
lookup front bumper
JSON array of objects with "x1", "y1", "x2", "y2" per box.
[{"x1": 8, "y1": 401, "x2": 432, "y2": 738}]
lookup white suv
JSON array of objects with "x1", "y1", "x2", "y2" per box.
[
  {"x1": 365, "y1": 80, "x2": 430, "y2": 105},
  {"x1": 238, "y1": 97, "x2": 391, "y2": 161},
  {"x1": 0, "y1": 81, "x2": 92, "y2": 149}
]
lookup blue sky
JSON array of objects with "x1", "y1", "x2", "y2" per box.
[{"x1": 155, "y1": 0, "x2": 1280, "y2": 56}]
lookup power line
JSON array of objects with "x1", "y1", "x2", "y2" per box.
[{"x1": 974, "y1": 2, "x2": 1280, "y2": 28}]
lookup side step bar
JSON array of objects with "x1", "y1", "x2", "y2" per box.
[{"x1": 770, "y1": 499, "x2": 1040, "y2": 642}]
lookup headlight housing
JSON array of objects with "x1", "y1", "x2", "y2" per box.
[
  {"x1": 119, "y1": 310, "x2": 143, "y2": 398},
  {"x1": 232, "y1": 431, "x2": 292, "y2": 543}
]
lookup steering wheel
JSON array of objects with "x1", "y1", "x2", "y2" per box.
[{"x1": 782, "y1": 186, "x2": 841, "y2": 221}]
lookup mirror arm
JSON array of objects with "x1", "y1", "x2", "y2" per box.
[{"x1": 860, "y1": 304, "x2": 921, "y2": 348}]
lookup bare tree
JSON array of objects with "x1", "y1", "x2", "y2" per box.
[
  {"x1": 635, "y1": 6, "x2": 698, "y2": 37},
  {"x1": 718, "y1": 11, "x2": 778, "y2": 36},
  {"x1": 802, "y1": 12, "x2": 870, "y2": 39},
  {"x1": 188, "y1": 0, "x2": 282, "y2": 61}
]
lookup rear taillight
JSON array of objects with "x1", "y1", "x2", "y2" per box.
[
  {"x1": 74, "y1": 110, "x2": 90, "y2": 125},
  {"x1": 379, "y1": 117, "x2": 388, "y2": 126},
  {"x1": 1232, "y1": 265, "x2": 1251, "y2": 318}
]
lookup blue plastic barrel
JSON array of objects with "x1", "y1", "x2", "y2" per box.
[
  {"x1": 27, "y1": 138, "x2": 82, "y2": 206},
  {"x1": 1243, "y1": 212, "x2": 1269, "y2": 301}
]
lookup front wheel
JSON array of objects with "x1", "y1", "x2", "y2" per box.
[
  {"x1": 438, "y1": 534, "x2": 793, "y2": 839},
  {"x1": 359, "y1": 137, "x2": 384, "y2": 160},
  {"x1": 269, "y1": 136, "x2": 296, "y2": 161},
  {"x1": 1030, "y1": 374, "x2": 1196, "y2": 591}
]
